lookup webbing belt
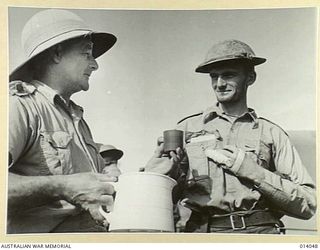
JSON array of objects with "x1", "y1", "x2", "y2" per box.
[{"x1": 209, "y1": 211, "x2": 282, "y2": 230}]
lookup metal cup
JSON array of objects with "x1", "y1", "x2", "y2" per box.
[{"x1": 163, "y1": 129, "x2": 184, "y2": 153}]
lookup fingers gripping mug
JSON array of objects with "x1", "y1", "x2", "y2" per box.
[{"x1": 99, "y1": 172, "x2": 177, "y2": 232}]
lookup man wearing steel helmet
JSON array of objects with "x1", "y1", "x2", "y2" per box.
[
  {"x1": 8, "y1": 9, "x2": 118, "y2": 233},
  {"x1": 146, "y1": 40, "x2": 316, "y2": 234},
  {"x1": 98, "y1": 144, "x2": 123, "y2": 177}
]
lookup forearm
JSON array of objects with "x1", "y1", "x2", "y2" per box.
[
  {"x1": 8, "y1": 172, "x2": 65, "y2": 213},
  {"x1": 212, "y1": 148, "x2": 317, "y2": 220},
  {"x1": 251, "y1": 167, "x2": 316, "y2": 219},
  {"x1": 232, "y1": 159, "x2": 317, "y2": 219}
]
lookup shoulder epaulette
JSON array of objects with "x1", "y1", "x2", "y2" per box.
[
  {"x1": 258, "y1": 117, "x2": 289, "y2": 136},
  {"x1": 177, "y1": 112, "x2": 203, "y2": 124},
  {"x1": 9, "y1": 81, "x2": 36, "y2": 97}
]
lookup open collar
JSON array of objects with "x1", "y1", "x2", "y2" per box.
[
  {"x1": 31, "y1": 80, "x2": 84, "y2": 118},
  {"x1": 203, "y1": 103, "x2": 259, "y2": 128}
]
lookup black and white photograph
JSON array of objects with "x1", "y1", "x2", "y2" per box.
[{"x1": 7, "y1": 5, "x2": 317, "y2": 238}]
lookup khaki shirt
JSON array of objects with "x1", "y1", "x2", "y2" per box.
[
  {"x1": 8, "y1": 80, "x2": 104, "y2": 233},
  {"x1": 176, "y1": 104, "x2": 316, "y2": 219}
]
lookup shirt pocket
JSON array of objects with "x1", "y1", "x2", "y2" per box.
[
  {"x1": 243, "y1": 138, "x2": 259, "y2": 162},
  {"x1": 244, "y1": 137, "x2": 272, "y2": 170},
  {"x1": 258, "y1": 140, "x2": 273, "y2": 170},
  {"x1": 40, "y1": 131, "x2": 72, "y2": 175},
  {"x1": 186, "y1": 139, "x2": 218, "y2": 175},
  {"x1": 185, "y1": 137, "x2": 218, "y2": 195}
]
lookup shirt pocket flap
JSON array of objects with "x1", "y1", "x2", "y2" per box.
[{"x1": 244, "y1": 139, "x2": 257, "y2": 152}]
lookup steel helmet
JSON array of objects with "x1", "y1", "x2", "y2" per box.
[
  {"x1": 98, "y1": 144, "x2": 123, "y2": 160},
  {"x1": 195, "y1": 39, "x2": 266, "y2": 73}
]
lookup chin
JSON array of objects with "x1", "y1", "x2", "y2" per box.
[
  {"x1": 217, "y1": 96, "x2": 234, "y2": 103},
  {"x1": 81, "y1": 83, "x2": 90, "y2": 91}
]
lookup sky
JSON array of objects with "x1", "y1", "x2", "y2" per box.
[{"x1": 9, "y1": 7, "x2": 317, "y2": 173}]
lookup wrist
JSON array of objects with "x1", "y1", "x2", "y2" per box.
[
  {"x1": 229, "y1": 149, "x2": 245, "y2": 173},
  {"x1": 242, "y1": 156, "x2": 266, "y2": 181},
  {"x1": 51, "y1": 175, "x2": 70, "y2": 200},
  {"x1": 232, "y1": 152, "x2": 265, "y2": 183}
]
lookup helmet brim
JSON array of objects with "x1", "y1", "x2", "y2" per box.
[
  {"x1": 91, "y1": 32, "x2": 117, "y2": 58},
  {"x1": 100, "y1": 149, "x2": 124, "y2": 160},
  {"x1": 9, "y1": 31, "x2": 117, "y2": 82},
  {"x1": 195, "y1": 57, "x2": 266, "y2": 73}
]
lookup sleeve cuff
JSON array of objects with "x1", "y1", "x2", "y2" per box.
[{"x1": 230, "y1": 149, "x2": 245, "y2": 174}]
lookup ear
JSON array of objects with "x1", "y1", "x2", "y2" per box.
[
  {"x1": 246, "y1": 71, "x2": 256, "y2": 86},
  {"x1": 51, "y1": 44, "x2": 63, "y2": 64}
]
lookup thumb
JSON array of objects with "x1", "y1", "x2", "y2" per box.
[
  {"x1": 153, "y1": 143, "x2": 164, "y2": 157},
  {"x1": 157, "y1": 136, "x2": 164, "y2": 146},
  {"x1": 88, "y1": 204, "x2": 107, "y2": 224}
]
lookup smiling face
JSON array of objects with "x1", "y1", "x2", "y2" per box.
[
  {"x1": 58, "y1": 37, "x2": 99, "y2": 95},
  {"x1": 209, "y1": 62, "x2": 256, "y2": 104},
  {"x1": 101, "y1": 156, "x2": 121, "y2": 177}
]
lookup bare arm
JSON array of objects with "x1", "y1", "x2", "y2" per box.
[
  {"x1": 8, "y1": 172, "x2": 116, "y2": 222},
  {"x1": 8, "y1": 173, "x2": 61, "y2": 212}
]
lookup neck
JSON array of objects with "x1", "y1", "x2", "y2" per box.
[
  {"x1": 37, "y1": 73, "x2": 71, "y2": 105},
  {"x1": 219, "y1": 100, "x2": 248, "y2": 117}
]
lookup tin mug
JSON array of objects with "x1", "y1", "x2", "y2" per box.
[{"x1": 163, "y1": 129, "x2": 184, "y2": 153}]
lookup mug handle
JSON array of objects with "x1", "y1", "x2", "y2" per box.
[
  {"x1": 98, "y1": 182, "x2": 118, "y2": 223},
  {"x1": 99, "y1": 205, "x2": 110, "y2": 219}
]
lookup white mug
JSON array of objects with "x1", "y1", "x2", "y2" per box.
[{"x1": 99, "y1": 172, "x2": 177, "y2": 232}]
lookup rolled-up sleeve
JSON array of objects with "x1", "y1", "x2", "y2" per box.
[{"x1": 254, "y1": 128, "x2": 316, "y2": 219}]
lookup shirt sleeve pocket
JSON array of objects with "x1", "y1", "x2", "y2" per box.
[{"x1": 40, "y1": 131, "x2": 72, "y2": 174}]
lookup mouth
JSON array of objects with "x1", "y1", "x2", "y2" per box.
[{"x1": 217, "y1": 90, "x2": 232, "y2": 94}]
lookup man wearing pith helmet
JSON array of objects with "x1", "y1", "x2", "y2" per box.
[
  {"x1": 147, "y1": 39, "x2": 316, "y2": 234},
  {"x1": 8, "y1": 9, "x2": 118, "y2": 233}
]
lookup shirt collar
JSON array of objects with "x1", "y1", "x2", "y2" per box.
[
  {"x1": 32, "y1": 80, "x2": 59, "y2": 105},
  {"x1": 31, "y1": 80, "x2": 84, "y2": 117},
  {"x1": 203, "y1": 103, "x2": 259, "y2": 127}
]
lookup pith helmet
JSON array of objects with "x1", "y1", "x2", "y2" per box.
[
  {"x1": 10, "y1": 9, "x2": 117, "y2": 82},
  {"x1": 99, "y1": 144, "x2": 123, "y2": 160},
  {"x1": 195, "y1": 39, "x2": 266, "y2": 73}
]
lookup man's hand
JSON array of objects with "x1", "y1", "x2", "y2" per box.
[
  {"x1": 61, "y1": 172, "x2": 117, "y2": 224},
  {"x1": 101, "y1": 166, "x2": 121, "y2": 178},
  {"x1": 144, "y1": 137, "x2": 184, "y2": 179},
  {"x1": 205, "y1": 145, "x2": 265, "y2": 182}
]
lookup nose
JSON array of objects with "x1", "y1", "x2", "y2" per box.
[
  {"x1": 216, "y1": 76, "x2": 227, "y2": 88},
  {"x1": 90, "y1": 57, "x2": 99, "y2": 71}
]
